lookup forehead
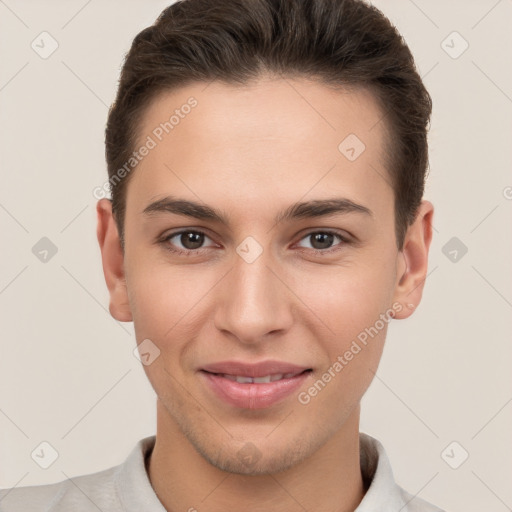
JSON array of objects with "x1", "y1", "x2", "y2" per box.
[{"x1": 126, "y1": 77, "x2": 392, "y2": 224}]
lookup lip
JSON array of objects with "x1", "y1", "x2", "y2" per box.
[{"x1": 199, "y1": 360, "x2": 312, "y2": 409}]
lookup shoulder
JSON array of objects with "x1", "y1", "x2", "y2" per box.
[
  {"x1": 0, "y1": 465, "x2": 121, "y2": 512},
  {"x1": 0, "y1": 435, "x2": 157, "y2": 512}
]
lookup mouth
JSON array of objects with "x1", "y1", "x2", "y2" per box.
[
  {"x1": 198, "y1": 361, "x2": 313, "y2": 409},
  {"x1": 202, "y1": 369, "x2": 311, "y2": 383}
]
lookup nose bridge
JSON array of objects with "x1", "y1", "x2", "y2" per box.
[{"x1": 213, "y1": 243, "x2": 292, "y2": 342}]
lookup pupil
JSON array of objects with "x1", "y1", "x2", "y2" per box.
[
  {"x1": 182, "y1": 232, "x2": 204, "y2": 249},
  {"x1": 311, "y1": 233, "x2": 333, "y2": 250}
]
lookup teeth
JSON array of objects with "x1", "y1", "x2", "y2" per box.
[
  {"x1": 235, "y1": 376, "x2": 254, "y2": 384},
  {"x1": 220, "y1": 373, "x2": 288, "y2": 383}
]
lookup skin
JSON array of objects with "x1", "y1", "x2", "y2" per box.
[{"x1": 96, "y1": 76, "x2": 433, "y2": 512}]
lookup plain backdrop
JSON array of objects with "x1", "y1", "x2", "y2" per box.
[{"x1": 0, "y1": 1, "x2": 511, "y2": 511}]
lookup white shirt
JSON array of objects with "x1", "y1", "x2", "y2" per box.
[{"x1": 0, "y1": 433, "x2": 445, "y2": 511}]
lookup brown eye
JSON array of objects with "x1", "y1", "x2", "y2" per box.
[
  {"x1": 310, "y1": 232, "x2": 334, "y2": 250},
  {"x1": 296, "y1": 231, "x2": 347, "y2": 252},
  {"x1": 162, "y1": 230, "x2": 216, "y2": 254},
  {"x1": 179, "y1": 231, "x2": 205, "y2": 250}
]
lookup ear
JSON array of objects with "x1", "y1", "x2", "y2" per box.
[
  {"x1": 96, "y1": 199, "x2": 133, "y2": 322},
  {"x1": 392, "y1": 200, "x2": 434, "y2": 319}
]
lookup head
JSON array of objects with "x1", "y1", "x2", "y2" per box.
[{"x1": 97, "y1": 0, "x2": 433, "y2": 475}]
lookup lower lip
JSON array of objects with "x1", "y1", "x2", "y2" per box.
[{"x1": 200, "y1": 370, "x2": 311, "y2": 409}]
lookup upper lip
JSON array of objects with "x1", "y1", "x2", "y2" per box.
[{"x1": 200, "y1": 360, "x2": 311, "y2": 377}]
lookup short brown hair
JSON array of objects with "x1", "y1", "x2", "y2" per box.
[{"x1": 105, "y1": 0, "x2": 432, "y2": 250}]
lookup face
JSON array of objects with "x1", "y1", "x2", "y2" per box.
[{"x1": 97, "y1": 76, "x2": 433, "y2": 475}]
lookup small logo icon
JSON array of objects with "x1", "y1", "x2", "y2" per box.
[
  {"x1": 133, "y1": 338, "x2": 161, "y2": 366},
  {"x1": 32, "y1": 237, "x2": 58, "y2": 263},
  {"x1": 441, "y1": 31, "x2": 469, "y2": 59},
  {"x1": 338, "y1": 133, "x2": 366, "y2": 162},
  {"x1": 236, "y1": 236, "x2": 263, "y2": 264},
  {"x1": 442, "y1": 236, "x2": 468, "y2": 263},
  {"x1": 31, "y1": 31, "x2": 59, "y2": 59},
  {"x1": 441, "y1": 441, "x2": 469, "y2": 469},
  {"x1": 31, "y1": 441, "x2": 59, "y2": 469},
  {"x1": 237, "y1": 442, "x2": 262, "y2": 467}
]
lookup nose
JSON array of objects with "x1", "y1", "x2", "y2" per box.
[{"x1": 213, "y1": 248, "x2": 294, "y2": 345}]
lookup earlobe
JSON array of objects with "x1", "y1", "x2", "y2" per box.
[
  {"x1": 96, "y1": 199, "x2": 133, "y2": 322},
  {"x1": 392, "y1": 200, "x2": 434, "y2": 320}
]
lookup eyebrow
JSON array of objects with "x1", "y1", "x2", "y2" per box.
[{"x1": 142, "y1": 195, "x2": 373, "y2": 225}]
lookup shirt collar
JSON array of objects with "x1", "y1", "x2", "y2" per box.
[
  {"x1": 114, "y1": 435, "x2": 166, "y2": 512},
  {"x1": 356, "y1": 432, "x2": 410, "y2": 510}
]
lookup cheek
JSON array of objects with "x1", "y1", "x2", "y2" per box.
[
  {"x1": 126, "y1": 260, "x2": 199, "y2": 344},
  {"x1": 298, "y1": 270, "x2": 390, "y2": 412},
  {"x1": 127, "y1": 266, "x2": 206, "y2": 393},
  {"x1": 290, "y1": 256, "x2": 395, "y2": 408},
  {"x1": 292, "y1": 257, "x2": 395, "y2": 343},
  {"x1": 126, "y1": 259, "x2": 226, "y2": 369}
]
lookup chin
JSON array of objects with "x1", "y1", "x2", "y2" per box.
[{"x1": 194, "y1": 434, "x2": 316, "y2": 476}]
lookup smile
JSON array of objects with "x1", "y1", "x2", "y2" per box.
[{"x1": 199, "y1": 367, "x2": 312, "y2": 409}]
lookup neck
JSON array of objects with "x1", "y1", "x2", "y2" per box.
[{"x1": 147, "y1": 401, "x2": 365, "y2": 512}]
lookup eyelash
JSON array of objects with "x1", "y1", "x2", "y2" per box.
[{"x1": 158, "y1": 229, "x2": 350, "y2": 256}]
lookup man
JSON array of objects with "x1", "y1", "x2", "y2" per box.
[{"x1": 0, "y1": 0, "x2": 444, "y2": 510}]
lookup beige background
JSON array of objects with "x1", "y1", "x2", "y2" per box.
[{"x1": 0, "y1": 1, "x2": 511, "y2": 511}]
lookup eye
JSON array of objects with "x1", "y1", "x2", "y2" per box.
[
  {"x1": 159, "y1": 229, "x2": 350, "y2": 256},
  {"x1": 296, "y1": 231, "x2": 349, "y2": 252},
  {"x1": 161, "y1": 230, "x2": 216, "y2": 254}
]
